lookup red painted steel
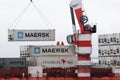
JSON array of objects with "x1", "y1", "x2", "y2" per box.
[
  {"x1": 78, "y1": 77, "x2": 91, "y2": 80},
  {"x1": 75, "y1": 9, "x2": 90, "y2": 34},
  {"x1": 64, "y1": 77, "x2": 77, "y2": 80},
  {"x1": 2, "y1": 77, "x2": 120, "y2": 80},
  {"x1": 73, "y1": 33, "x2": 77, "y2": 45},
  {"x1": 77, "y1": 41, "x2": 91, "y2": 47},
  {"x1": 38, "y1": 78, "x2": 46, "y2": 80},
  {"x1": 21, "y1": 78, "x2": 27, "y2": 80},
  {"x1": 78, "y1": 55, "x2": 91, "y2": 60},
  {"x1": 28, "y1": 78, "x2": 37, "y2": 80},
  {"x1": 9, "y1": 78, "x2": 20, "y2": 80},
  {"x1": 56, "y1": 77, "x2": 65, "y2": 80},
  {"x1": 78, "y1": 67, "x2": 90, "y2": 73},
  {"x1": 0, "y1": 78, "x2": 5, "y2": 80},
  {"x1": 91, "y1": 68, "x2": 114, "y2": 77}
]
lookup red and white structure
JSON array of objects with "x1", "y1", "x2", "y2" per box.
[{"x1": 69, "y1": 0, "x2": 96, "y2": 80}]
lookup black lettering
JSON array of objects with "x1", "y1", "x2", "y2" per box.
[
  {"x1": 65, "y1": 48, "x2": 69, "y2": 53},
  {"x1": 42, "y1": 49, "x2": 47, "y2": 53},
  {"x1": 25, "y1": 33, "x2": 50, "y2": 37},
  {"x1": 47, "y1": 48, "x2": 51, "y2": 52},
  {"x1": 61, "y1": 48, "x2": 65, "y2": 53},
  {"x1": 31, "y1": 33, "x2": 34, "y2": 37},
  {"x1": 52, "y1": 48, "x2": 55, "y2": 53},
  {"x1": 42, "y1": 48, "x2": 69, "y2": 53},
  {"x1": 34, "y1": 33, "x2": 37, "y2": 37},
  {"x1": 42, "y1": 33, "x2": 46, "y2": 37},
  {"x1": 46, "y1": 33, "x2": 49, "y2": 37},
  {"x1": 25, "y1": 33, "x2": 30, "y2": 37},
  {"x1": 56, "y1": 48, "x2": 60, "y2": 53},
  {"x1": 38, "y1": 33, "x2": 41, "y2": 37}
]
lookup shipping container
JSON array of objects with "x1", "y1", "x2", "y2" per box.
[
  {"x1": 98, "y1": 33, "x2": 120, "y2": 46},
  {"x1": 98, "y1": 33, "x2": 120, "y2": 68},
  {"x1": 8, "y1": 29, "x2": 55, "y2": 41},
  {"x1": 20, "y1": 45, "x2": 75, "y2": 57},
  {"x1": 0, "y1": 58, "x2": 27, "y2": 68},
  {"x1": 36, "y1": 55, "x2": 77, "y2": 68}
]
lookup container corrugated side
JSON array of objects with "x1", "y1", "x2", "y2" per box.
[{"x1": 8, "y1": 29, "x2": 55, "y2": 41}]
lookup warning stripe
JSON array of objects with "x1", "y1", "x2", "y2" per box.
[
  {"x1": 77, "y1": 34, "x2": 91, "y2": 41},
  {"x1": 77, "y1": 47, "x2": 92, "y2": 54},
  {"x1": 77, "y1": 73, "x2": 90, "y2": 77},
  {"x1": 77, "y1": 41, "x2": 91, "y2": 47},
  {"x1": 78, "y1": 55, "x2": 91, "y2": 60},
  {"x1": 76, "y1": 61, "x2": 91, "y2": 66}
]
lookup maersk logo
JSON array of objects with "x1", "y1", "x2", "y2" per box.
[
  {"x1": 34, "y1": 47, "x2": 40, "y2": 54},
  {"x1": 18, "y1": 32, "x2": 23, "y2": 39}
]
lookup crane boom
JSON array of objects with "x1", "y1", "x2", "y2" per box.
[{"x1": 68, "y1": 0, "x2": 97, "y2": 80}]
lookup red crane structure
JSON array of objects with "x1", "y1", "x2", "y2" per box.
[{"x1": 67, "y1": 0, "x2": 96, "y2": 80}]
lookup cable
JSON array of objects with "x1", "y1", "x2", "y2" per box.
[
  {"x1": 10, "y1": 0, "x2": 54, "y2": 30},
  {"x1": 32, "y1": 2, "x2": 54, "y2": 29},
  {"x1": 10, "y1": 2, "x2": 31, "y2": 29}
]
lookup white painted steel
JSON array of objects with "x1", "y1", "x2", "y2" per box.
[
  {"x1": 69, "y1": 0, "x2": 82, "y2": 10},
  {"x1": 99, "y1": 45, "x2": 120, "y2": 57},
  {"x1": 20, "y1": 45, "x2": 75, "y2": 56},
  {"x1": 76, "y1": 47, "x2": 91, "y2": 54},
  {"x1": 77, "y1": 34, "x2": 91, "y2": 41},
  {"x1": 77, "y1": 73, "x2": 90, "y2": 77},
  {"x1": 98, "y1": 33, "x2": 120, "y2": 46},
  {"x1": 28, "y1": 66, "x2": 43, "y2": 77},
  {"x1": 76, "y1": 61, "x2": 91, "y2": 66},
  {"x1": 36, "y1": 55, "x2": 77, "y2": 68},
  {"x1": 8, "y1": 29, "x2": 55, "y2": 41}
]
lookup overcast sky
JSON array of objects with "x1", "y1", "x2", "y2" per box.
[{"x1": 0, "y1": 0, "x2": 120, "y2": 59}]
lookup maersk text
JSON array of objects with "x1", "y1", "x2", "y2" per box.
[
  {"x1": 25, "y1": 33, "x2": 49, "y2": 37},
  {"x1": 42, "y1": 48, "x2": 69, "y2": 53}
]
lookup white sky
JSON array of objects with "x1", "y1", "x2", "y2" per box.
[{"x1": 0, "y1": 0, "x2": 120, "y2": 58}]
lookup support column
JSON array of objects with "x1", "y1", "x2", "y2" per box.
[{"x1": 76, "y1": 34, "x2": 91, "y2": 80}]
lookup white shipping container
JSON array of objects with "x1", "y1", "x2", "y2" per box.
[
  {"x1": 36, "y1": 55, "x2": 77, "y2": 68},
  {"x1": 20, "y1": 45, "x2": 75, "y2": 56},
  {"x1": 112, "y1": 33, "x2": 120, "y2": 44},
  {"x1": 28, "y1": 66, "x2": 43, "y2": 77},
  {"x1": 98, "y1": 33, "x2": 120, "y2": 46},
  {"x1": 8, "y1": 29, "x2": 55, "y2": 41}
]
